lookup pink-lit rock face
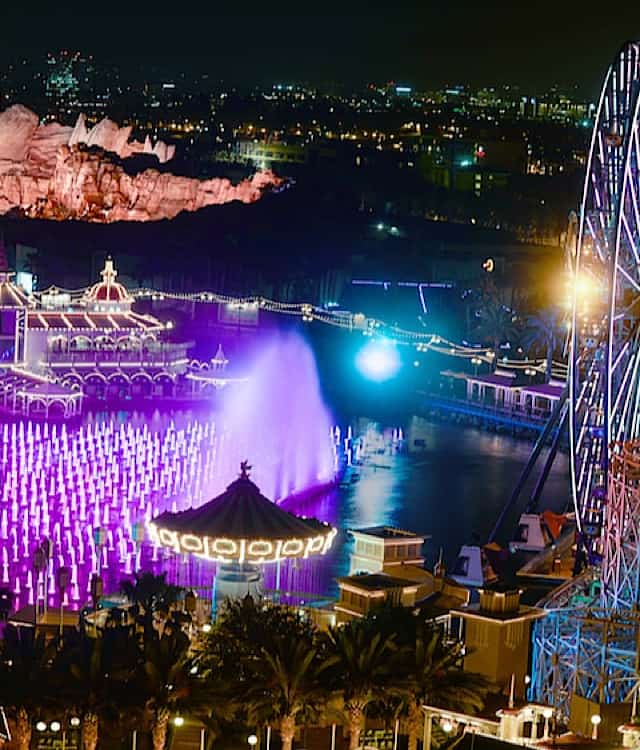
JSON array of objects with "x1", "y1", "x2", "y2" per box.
[
  {"x1": 0, "y1": 105, "x2": 40, "y2": 162},
  {"x1": 0, "y1": 105, "x2": 283, "y2": 222}
]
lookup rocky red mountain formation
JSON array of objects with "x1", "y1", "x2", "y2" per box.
[{"x1": 0, "y1": 105, "x2": 282, "y2": 222}]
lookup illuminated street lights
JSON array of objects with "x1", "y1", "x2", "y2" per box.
[
  {"x1": 471, "y1": 356, "x2": 482, "y2": 375},
  {"x1": 591, "y1": 714, "x2": 601, "y2": 740},
  {"x1": 247, "y1": 735, "x2": 258, "y2": 748}
]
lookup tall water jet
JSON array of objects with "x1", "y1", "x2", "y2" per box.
[
  {"x1": 218, "y1": 330, "x2": 336, "y2": 501},
  {"x1": 0, "y1": 331, "x2": 337, "y2": 610}
]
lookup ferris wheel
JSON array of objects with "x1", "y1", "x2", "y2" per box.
[{"x1": 569, "y1": 41, "x2": 640, "y2": 553}]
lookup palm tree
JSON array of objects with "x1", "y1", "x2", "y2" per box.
[
  {"x1": 121, "y1": 571, "x2": 181, "y2": 641},
  {"x1": 523, "y1": 307, "x2": 566, "y2": 381},
  {"x1": 53, "y1": 625, "x2": 139, "y2": 750},
  {"x1": 474, "y1": 298, "x2": 519, "y2": 358},
  {"x1": 246, "y1": 634, "x2": 327, "y2": 750},
  {"x1": 0, "y1": 625, "x2": 58, "y2": 750},
  {"x1": 323, "y1": 620, "x2": 402, "y2": 750},
  {"x1": 134, "y1": 622, "x2": 196, "y2": 750},
  {"x1": 401, "y1": 622, "x2": 490, "y2": 750},
  {"x1": 200, "y1": 597, "x2": 325, "y2": 746}
]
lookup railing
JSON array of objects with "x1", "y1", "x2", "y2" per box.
[
  {"x1": 535, "y1": 568, "x2": 597, "y2": 609},
  {"x1": 424, "y1": 393, "x2": 553, "y2": 426},
  {"x1": 47, "y1": 347, "x2": 189, "y2": 366}
]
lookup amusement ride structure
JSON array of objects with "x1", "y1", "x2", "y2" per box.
[
  {"x1": 149, "y1": 460, "x2": 337, "y2": 605},
  {"x1": 528, "y1": 41, "x2": 640, "y2": 721},
  {"x1": 2, "y1": 44, "x2": 640, "y2": 730}
]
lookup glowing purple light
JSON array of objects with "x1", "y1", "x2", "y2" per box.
[{"x1": 0, "y1": 334, "x2": 338, "y2": 609}]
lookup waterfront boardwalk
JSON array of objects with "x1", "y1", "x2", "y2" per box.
[{"x1": 422, "y1": 393, "x2": 552, "y2": 434}]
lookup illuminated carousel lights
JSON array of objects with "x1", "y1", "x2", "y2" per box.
[
  {"x1": 147, "y1": 523, "x2": 337, "y2": 565},
  {"x1": 149, "y1": 462, "x2": 338, "y2": 568}
]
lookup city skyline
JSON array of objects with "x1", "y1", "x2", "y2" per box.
[{"x1": 4, "y1": 3, "x2": 640, "y2": 92}]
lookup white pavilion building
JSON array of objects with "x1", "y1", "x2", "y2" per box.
[{"x1": 0, "y1": 256, "x2": 192, "y2": 402}]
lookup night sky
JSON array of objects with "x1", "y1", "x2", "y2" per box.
[{"x1": 3, "y1": 2, "x2": 640, "y2": 92}]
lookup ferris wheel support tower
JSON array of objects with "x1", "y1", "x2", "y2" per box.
[{"x1": 530, "y1": 41, "x2": 640, "y2": 723}]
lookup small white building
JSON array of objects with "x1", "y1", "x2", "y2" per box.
[
  {"x1": 518, "y1": 380, "x2": 565, "y2": 418},
  {"x1": 466, "y1": 369, "x2": 520, "y2": 409},
  {"x1": 348, "y1": 526, "x2": 427, "y2": 575},
  {"x1": 1, "y1": 256, "x2": 192, "y2": 400}
]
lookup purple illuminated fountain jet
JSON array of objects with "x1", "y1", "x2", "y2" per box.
[
  {"x1": 218, "y1": 330, "x2": 336, "y2": 501},
  {"x1": 0, "y1": 331, "x2": 338, "y2": 610}
]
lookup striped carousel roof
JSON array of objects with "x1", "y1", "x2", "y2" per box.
[
  {"x1": 154, "y1": 464, "x2": 329, "y2": 540},
  {"x1": 149, "y1": 462, "x2": 336, "y2": 565}
]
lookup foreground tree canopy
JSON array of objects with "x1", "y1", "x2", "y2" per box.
[{"x1": 0, "y1": 587, "x2": 491, "y2": 750}]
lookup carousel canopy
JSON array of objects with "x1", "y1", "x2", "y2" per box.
[{"x1": 149, "y1": 462, "x2": 336, "y2": 564}]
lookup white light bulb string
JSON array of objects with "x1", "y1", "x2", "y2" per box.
[{"x1": 30, "y1": 285, "x2": 569, "y2": 370}]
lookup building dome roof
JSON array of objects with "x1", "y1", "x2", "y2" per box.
[
  {"x1": 149, "y1": 462, "x2": 336, "y2": 564},
  {"x1": 84, "y1": 257, "x2": 133, "y2": 305}
]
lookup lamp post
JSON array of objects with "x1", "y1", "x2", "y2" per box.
[
  {"x1": 34, "y1": 538, "x2": 52, "y2": 621},
  {"x1": 56, "y1": 566, "x2": 70, "y2": 639},
  {"x1": 33, "y1": 546, "x2": 46, "y2": 622},
  {"x1": 93, "y1": 527, "x2": 106, "y2": 572},
  {"x1": 423, "y1": 711, "x2": 433, "y2": 750},
  {"x1": 247, "y1": 735, "x2": 258, "y2": 748},
  {"x1": 591, "y1": 714, "x2": 601, "y2": 741},
  {"x1": 471, "y1": 356, "x2": 482, "y2": 376},
  {"x1": 90, "y1": 573, "x2": 103, "y2": 611}
]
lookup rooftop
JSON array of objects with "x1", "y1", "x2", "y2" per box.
[
  {"x1": 520, "y1": 382, "x2": 565, "y2": 398},
  {"x1": 351, "y1": 525, "x2": 426, "y2": 540},
  {"x1": 468, "y1": 372, "x2": 520, "y2": 388},
  {"x1": 450, "y1": 600, "x2": 546, "y2": 622},
  {"x1": 338, "y1": 572, "x2": 419, "y2": 591},
  {"x1": 82, "y1": 257, "x2": 133, "y2": 306},
  {"x1": 28, "y1": 310, "x2": 163, "y2": 332},
  {"x1": 0, "y1": 273, "x2": 33, "y2": 309}
]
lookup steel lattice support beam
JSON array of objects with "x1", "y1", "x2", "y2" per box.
[
  {"x1": 603, "y1": 442, "x2": 640, "y2": 610},
  {"x1": 530, "y1": 605, "x2": 640, "y2": 719}
]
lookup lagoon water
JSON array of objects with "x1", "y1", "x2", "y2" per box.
[{"x1": 1, "y1": 329, "x2": 570, "y2": 608}]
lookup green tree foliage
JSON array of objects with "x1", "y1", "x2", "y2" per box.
[{"x1": 523, "y1": 307, "x2": 566, "y2": 381}]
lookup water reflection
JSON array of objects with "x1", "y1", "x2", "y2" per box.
[
  {"x1": 296, "y1": 416, "x2": 570, "y2": 598},
  {"x1": 0, "y1": 408, "x2": 570, "y2": 608}
]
